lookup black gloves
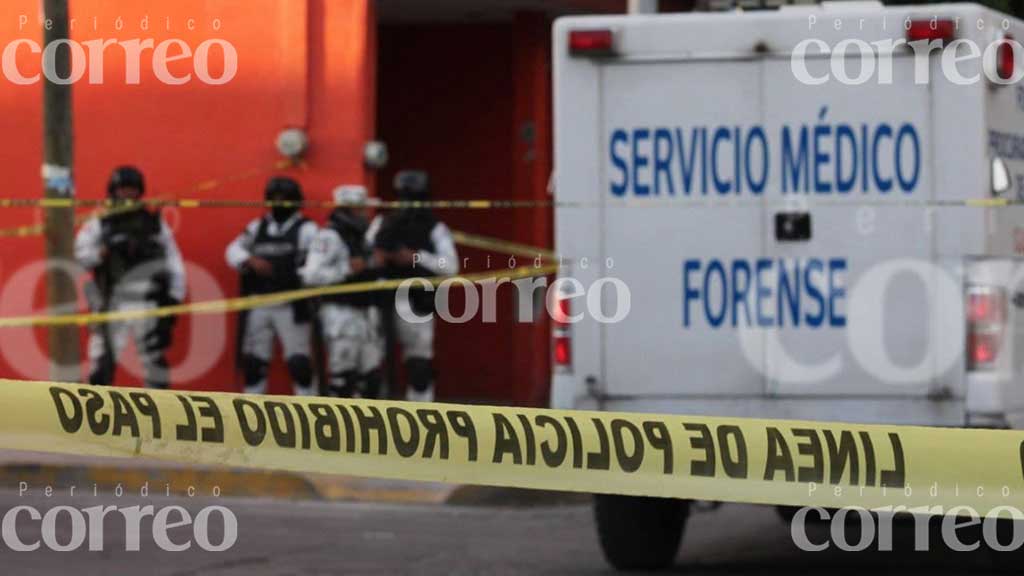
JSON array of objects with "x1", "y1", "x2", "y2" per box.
[
  {"x1": 145, "y1": 273, "x2": 179, "y2": 353},
  {"x1": 144, "y1": 305, "x2": 179, "y2": 353}
]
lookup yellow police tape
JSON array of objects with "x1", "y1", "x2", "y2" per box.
[
  {"x1": 4, "y1": 194, "x2": 1023, "y2": 217},
  {"x1": 0, "y1": 198, "x2": 555, "y2": 239},
  {"x1": 6, "y1": 197, "x2": 1024, "y2": 211},
  {"x1": 1, "y1": 378, "x2": 1023, "y2": 517},
  {"x1": 3, "y1": 188, "x2": 1019, "y2": 239},
  {"x1": 450, "y1": 231, "x2": 557, "y2": 261},
  {"x1": 0, "y1": 202, "x2": 148, "y2": 239},
  {"x1": 0, "y1": 160, "x2": 297, "y2": 238},
  {"x1": 0, "y1": 197, "x2": 557, "y2": 211},
  {"x1": 0, "y1": 262, "x2": 561, "y2": 328}
]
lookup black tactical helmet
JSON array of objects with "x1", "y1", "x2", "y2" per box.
[
  {"x1": 393, "y1": 170, "x2": 429, "y2": 201},
  {"x1": 107, "y1": 165, "x2": 145, "y2": 198},
  {"x1": 264, "y1": 176, "x2": 303, "y2": 201}
]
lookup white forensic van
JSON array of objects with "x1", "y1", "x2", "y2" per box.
[{"x1": 552, "y1": 2, "x2": 1024, "y2": 569}]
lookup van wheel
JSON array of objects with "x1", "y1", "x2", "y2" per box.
[
  {"x1": 988, "y1": 518, "x2": 1024, "y2": 570},
  {"x1": 594, "y1": 495, "x2": 689, "y2": 571},
  {"x1": 776, "y1": 505, "x2": 801, "y2": 524}
]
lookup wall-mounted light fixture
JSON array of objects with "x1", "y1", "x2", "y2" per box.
[
  {"x1": 364, "y1": 140, "x2": 388, "y2": 170},
  {"x1": 276, "y1": 127, "x2": 309, "y2": 160}
]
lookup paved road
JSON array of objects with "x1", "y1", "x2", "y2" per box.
[{"x1": 0, "y1": 488, "x2": 1013, "y2": 575}]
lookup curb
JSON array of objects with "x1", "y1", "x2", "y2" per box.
[
  {"x1": 0, "y1": 461, "x2": 588, "y2": 507},
  {"x1": 0, "y1": 463, "x2": 322, "y2": 501}
]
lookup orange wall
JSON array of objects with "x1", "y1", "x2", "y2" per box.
[{"x1": 0, "y1": 0, "x2": 377, "y2": 392}]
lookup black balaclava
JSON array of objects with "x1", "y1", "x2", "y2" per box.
[{"x1": 265, "y1": 176, "x2": 303, "y2": 224}]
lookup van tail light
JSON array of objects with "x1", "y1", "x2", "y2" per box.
[
  {"x1": 569, "y1": 29, "x2": 616, "y2": 57},
  {"x1": 998, "y1": 35, "x2": 1017, "y2": 81},
  {"x1": 554, "y1": 334, "x2": 572, "y2": 367},
  {"x1": 906, "y1": 19, "x2": 957, "y2": 43},
  {"x1": 552, "y1": 289, "x2": 573, "y2": 372},
  {"x1": 967, "y1": 286, "x2": 1007, "y2": 371}
]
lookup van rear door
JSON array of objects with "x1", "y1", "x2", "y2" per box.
[
  {"x1": 760, "y1": 56, "x2": 947, "y2": 398},
  {"x1": 599, "y1": 58, "x2": 767, "y2": 398},
  {"x1": 598, "y1": 54, "x2": 951, "y2": 400}
]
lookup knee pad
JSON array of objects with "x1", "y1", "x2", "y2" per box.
[
  {"x1": 89, "y1": 357, "x2": 114, "y2": 386},
  {"x1": 242, "y1": 355, "x2": 269, "y2": 388},
  {"x1": 329, "y1": 370, "x2": 361, "y2": 398},
  {"x1": 405, "y1": 358, "x2": 434, "y2": 393},
  {"x1": 286, "y1": 355, "x2": 314, "y2": 390}
]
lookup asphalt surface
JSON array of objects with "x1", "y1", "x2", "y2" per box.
[{"x1": 0, "y1": 488, "x2": 1015, "y2": 575}]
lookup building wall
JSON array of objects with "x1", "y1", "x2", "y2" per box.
[
  {"x1": 0, "y1": 0, "x2": 377, "y2": 392},
  {"x1": 0, "y1": 1, "x2": 558, "y2": 403},
  {"x1": 377, "y1": 15, "x2": 553, "y2": 405}
]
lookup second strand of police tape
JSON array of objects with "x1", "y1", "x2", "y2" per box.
[
  {"x1": 5, "y1": 379, "x2": 1024, "y2": 519},
  {"x1": 0, "y1": 231, "x2": 560, "y2": 328},
  {"x1": 0, "y1": 160, "x2": 298, "y2": 239}
]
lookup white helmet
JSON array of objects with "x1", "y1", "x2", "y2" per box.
[{"x1": 332, "y1": 185, "x2": 368, "y2": 206}]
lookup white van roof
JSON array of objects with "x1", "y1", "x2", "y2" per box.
[{"x1": 555, "y1": 3, "x2": 1004, "y2": 58}]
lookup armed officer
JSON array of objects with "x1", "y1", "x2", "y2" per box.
[
  {"x1": 367, "y1": 170, "x2": 459, "y2": 402},
  {"x1": 301, "y1": 185, "x2": 384, "y2": 398},
  {"x1": 226, "y1": 176, "x2": 319, "y2": 395},
  {"x1": 74, "y1": 165, "x2": 186, "y2": 389}
]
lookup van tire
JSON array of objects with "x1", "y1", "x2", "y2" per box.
[
  {"x1": 776, "y1": 505, "x2": 800, "y2": 524},
  {"x1": 594, "y1": 495, "x2": 689, "y2": 571},
  {"x1": 987, "y1": 518, "x2": 1024, "y2": 570}
]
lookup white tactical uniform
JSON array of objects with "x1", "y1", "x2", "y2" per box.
[
  {"x1": 226, "y1": 213, "x2": 318, "y2": 395},
  {"x1": 75, "y1": 213, "x2": 186, "y2": 388},
  {"x1": 300, "y1": 209, "x2": 384, "y2": 397},
  {"x1": 366, "y1": 211, "x2": 459, "y2": 401}
]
